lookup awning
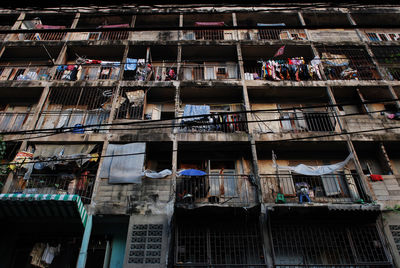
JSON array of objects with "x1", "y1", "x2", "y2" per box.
[{"x1": 0, "y1": 194, "x2": 88, "y2": 227}]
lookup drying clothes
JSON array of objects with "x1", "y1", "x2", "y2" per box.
[
  {"x1": 125, "y1": 90, "x2": 145, "y2": 106},
  {"x1": 41, "y1": 243, "x2": 61, "y2": 265},
  {"x1": 30, "y1": 243, "x2": 46, "y2": 267},
  {"x1": 85, "y1": 59, "x2": 102, "y2": 64},
  {"x1": 370, "y1": 174, "x2": 384, "y2": 181},
  {"x1": 259, "y1": 58, "x2": 321, "y2": 81}
]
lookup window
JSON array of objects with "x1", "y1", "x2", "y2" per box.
[{"x1": 175, "y1": 219, "x2": 265, "y2": 266}]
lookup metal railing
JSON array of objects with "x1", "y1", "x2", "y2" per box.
[
  {"x1": 182, "y1": 29, "x2": 229, "y2": 40},
  {"x1": 14, "y1": 32, "x2": 67, "y2": 41},
  {"x1": 271, "y1": 223, "x2": 392, "y2": 267},
  {"x1": 0, "y1": 66, "x2": 51, "y2": 81},
  {"x1": 180, "y1": 63, "x2": 240, "y2": 80},
  {"x1": 319, "y1": 47, "x2": 381, "y2": 80},
  {"x1": 364, "y1": 31, "x2": 400, "y2": 42},
  {"x1": 257, "y1": 29, "x2": 307, "y2": 40},
  {"x1": 54, "y1": 65, "x2": 121, "y2": 81},
  {"x1": 175, "y1": 221, "x2": 265, "y2": 267},
  {"x1": 243, "y1": 62, "x2": 322, "y2": 81},
  {"x1": 176, "y1": 174, "x2": 258, "y2": 206},
  {"x1": 70, "y1": 31, "x2": 129, "y2": 40},
  {"x1": 9, "y1": 173, "x2": 96, "y2": 204},
  {"x1": 123, "y1": 65, "x2": 177, "y2": 81},
  {"x1": 37, "y1": 87, "x2": 114, "y2": 132},
  {"x1": 0, "y1": 111, "x2": 35, "y2": 132},
  {"x1": 260, "y1": 172, "x2": 367, "y2": 204},
  {"x1": 179, "y1": 113, "x2": 248, "y2": 133},
  {"x1": 250, "y1": 110, "x2": 338, "y2": 134}
]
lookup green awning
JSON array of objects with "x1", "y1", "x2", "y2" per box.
[{"x1": 0, "y1": 194, "x2": 88, "y2": 227}]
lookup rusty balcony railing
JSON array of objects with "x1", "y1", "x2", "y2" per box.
[
  {"x1": 319, "y1": 47, "x2": 381, "y2": 80},
  {"x1": 260, "y1": 172, "x2": 367, "y2": 204},
  {"x1": 179, "y1": 113, "x2": 248, "y2": 133},
  {"x1": 249, "y1": 109, "x2": 339, "y2": 134},
  {"x1": 70, "y1": 30, "x2": 129, "y2": 41},
  {"x1": 123, "y1": 64, "x2": 177, "y2": 81},
  {"x1": 0, "y1": 111, "x2": 35, "y2": 133},
  {"x1": 15, "y1": 32, "x2": 67, "y2": 41},
  {"x1": 182, "y1": 29, "x2": 234, "y2": 40},
  {"x1": 0, "y1": 66, "x2": 52, "y2": 81},
  {"x1": 176, "y1": 174, "x2": 258, "y2": 206},
  {"x1": 9, "y1": 173, "x2": 96, "y2": 204},
  {"x1": 54, "y1": 64, "x2": 121, "y2": 81},
  {"x1": 258, "y1": 28, "x2": 307, "y2": 40},
  {"x1": 180, "y1": 63, "x2": 240, "y2": 80},
  {"x1": 243, "y1": 61, "x2": 323, "y2": 81}
]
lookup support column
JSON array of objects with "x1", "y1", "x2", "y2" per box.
[
  {"x1": 102, "y1": 240, "x2": 112, "y2": 268},
  {"x1": 387, "y1": 85, "x2": 400, "y2": 109},
  {"x1": 4, "y1": 12, "x2": 25, "y2": 41},
  {"x1": 325, "y1": 86, "x2": 346, "y2": 131},
  {"x1": 76, "y1": 215, "x2": 93, "y2": 268},
  {"x1": 378, "y1": 142, "x2": 394, "y2": 175},
  {"x1": 66, "y1": 13, "x2": 80, "y2": 41},
  {"x1": 297, "y1": 11, "x2": 311, "y2": 40},
  {"x1": 128, "y1": 15, "x2": 136, "y2": 40}
]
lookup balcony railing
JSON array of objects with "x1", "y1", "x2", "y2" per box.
[
  {"x1": 179, "y1": 113, "x2": 248, "y2": 133},
  {"x1": 257, "y1": 29, "x2": 307, "y2": 40},
  {"x1": 71, "y1": 31, "x2": 129, "y2": 41},
  {"x1": 0, "y1": 66, "x2": 51, "y2": 81},
  {"x1": 54, "y1": 65, "x2": 121, "y2": 81},
  {"x1": 364, "y1": 31, "x2": 400, "y2": 42},
  {"x1": 182, "y1": 29, "x2": 234, "y2": 40},
  {"x1": 319, "y1": 47, "x2": 381, "y2": 80},
  {"x1": 123, "y1": 64, "x2": 177, "y2": 81},
  {"x1": 250, "y1": 110, "x2": 339, "y2": 134},
  {"x1": 8, "y1": 173, "x2": 96, "y2": 204},
  {"x1": 180, "y1": 63, "x2": 240, "y2": 80},
  {"x1": 0, "y1": 111, "x2": 35, "y2": 132},
  {"x1": 176, "y1": 174, "x2": 258, "y2": 206},
  {"x1": 243, "y1": 61, "x2": 323, "y2": 81},
  {"x1": 14, "y1": 32, "x2": 67, "y2": 41},
  {"x1": 260, "y1": 172, "x2": 366, "y2": 204}
]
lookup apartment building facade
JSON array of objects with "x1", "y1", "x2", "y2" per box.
[{"x1": 0, "y1": 1, "x2": 400, "y2": 267}]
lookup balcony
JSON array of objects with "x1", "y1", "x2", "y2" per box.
[
  {"x1": 176, "y1": 173, "x2": 257, "y2": 207},
  {"x1": 0, "y1": 66, "x2": 51, "y2": 81},
  {"x1": 183, "y1": 13, "x2": 233, "y2": 41},
  {"x1": 318, "y1": 46, "x2": 381, "y2": 80},
  {"x1": 37, "y1": 87, "x2": 113, "y2": 133},
  {"x1": 249, "y1": 108, "x2": 339, "y2": 134},
  {"x1": 6, "y1": 144, "x2": 100, "y2": 204},
  {"x1": 8, "y1": 173, "x2": 95, "y2": 204},
  {"x1": 71, "y1": 14, "x2": 131, "y2": 41},
  {"x1": 371, "y1": 46, "x2": 400, "y2": 80},
  {"x1": 261, "y1": 172, "x2": 366, "y2": 204},
  {"x1": 180, "y1": 62, "x2": 239, "y2": 81},
  {"x1": 54, "y1": 64, "x2": 120, "y2": 81},
  {"x1": 10, "y1": 14, "x2": 74, "y2": 41},
  {"x1": 133, "y1": 14, "x2": 179, "y2": 41}
]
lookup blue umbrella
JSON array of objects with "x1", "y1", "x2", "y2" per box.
[{"x1": 178, "y1": 169, "x2": 207, "y2": 176}]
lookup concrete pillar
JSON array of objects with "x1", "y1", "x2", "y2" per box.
[
  {"x1": 76, "y1": 214, "x2": 93, "y2": 268},
  {"x1": 128, "y1": 15, "x2": 136, "y2": 40},
  {"x1": 4, "y1": 12, "x2": 25, "y2": 41},
  {"x1": 387, "y1": 85, "x2": 400, "y2": 109},
  {"x1": 297, "y1": 11, "x2": 311, "y2": 40},
  {"x1": 378, "y1": 142, "x2": 394, "y2": 175},
  {"x1": 260, "y1": 211, "x2": 274, "y2": 268},
  {"x1": 89, "y1": 140, "x2": 109, "y2": 213},
  {"x1": 65, "y1": 12, "x2": 80, "y2": 41},
  {"x1": 325, "y1": 86, "x2": 346, "y2": 131}
]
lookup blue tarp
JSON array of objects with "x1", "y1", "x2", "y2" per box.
[
  {"x1": 182, "y1": 105, "x2": 210, "y2": 122},
  {"x1": 125, "y1": 58, "x2": 138, "y2": 71},
  {"x1": 178, "y1": 169, "x2": 207, "y2": 176}
]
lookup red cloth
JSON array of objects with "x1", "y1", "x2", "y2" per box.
[
  {"x1": 99, "y1": 24, "x2": 129, "y2": 28},
  {"x1": 370, "y1": 174, "x2": 384, "y2": 181},
  {"x1": 195, "y1": 22, "x2": 224, "y2": 27},
  {"x1": 35, "y1": 24, "x2": 66, "y2": 29}
]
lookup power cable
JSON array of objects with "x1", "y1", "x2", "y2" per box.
[{"x1": 0, "y1": 98, "x2": 398, "y2": 136}]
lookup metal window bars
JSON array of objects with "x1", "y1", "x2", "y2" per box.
[
  {"x1": 371, "y1": 46, "x2": 400, "y2": 81},
  {"x1": 180, "y1": 63, "x2": 240, "y2": 81},
  {"x1": 260, "y1": 172, "x2": 368, "y2": 204},
  {"x1": 318, "y1": 46, "x2": 381, "y2": 80},
  {"x1": 175, "y1": 174, "x2": 258, "y2": 206},
  {"x1": 70, "y1": 30, "x2": 129, "y2": 41},
  {"x1": 175, "y1": 221, "x2": 265, "y2": 266},
  {"x1": 257, "y1": 29, "x2": 307, "y2": 41},
  {"x1": 0, "y1": 109, "x2": 36, "y2": 133},
  {"x1": 0, "y1": 66, "x2": 51, "y2": 81},
  {"x1": 249, "y1": 108, "x2": 339, "y2": 134},
  {"x1": 38, "y1": 87, "x2": 114, "y2": 133},
  {"x1": 270, "y1": 223, "x2": 392, "y2": 267},
  {"x1": 8, "y1": 171, "x2": 97, "y2": 204}
]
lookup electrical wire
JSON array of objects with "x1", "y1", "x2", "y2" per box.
[{"x1": 0, "y1": 97, "x2": 398, "y2": 136}]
